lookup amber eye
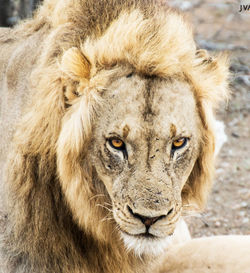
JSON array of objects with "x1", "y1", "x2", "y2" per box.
[
  {"x1": 172, "y1": 137, "x2": 187, "y2": 150},
  {"x1": 109, "y1": 138, "x2": 125, "y2": 150}
]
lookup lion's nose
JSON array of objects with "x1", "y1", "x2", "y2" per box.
[{"x1": 127, "y1": 205, "x2": 172, "y2": 228}]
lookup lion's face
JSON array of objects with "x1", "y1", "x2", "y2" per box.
[{"x1": 89, "y1": 70, "x2": 202, "y2": 255}]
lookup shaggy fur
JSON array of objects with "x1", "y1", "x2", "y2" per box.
[{"x1": 0, "y1": 0, "x2": 230, "y2": 272}]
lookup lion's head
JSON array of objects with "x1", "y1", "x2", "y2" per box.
[{"x1": 50, "y1": 10, "x2": 230, "y2": 256}]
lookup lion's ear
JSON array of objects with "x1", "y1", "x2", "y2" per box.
[
  {"x1": 193, "y1": 49, "x2": 230, "y2": 108},
  {"x1": 61, "y1": 47, "x2": 91, "y2": 80},
  {"x1": 61, "y1": 47, "x2": 91, "y2": 101}
]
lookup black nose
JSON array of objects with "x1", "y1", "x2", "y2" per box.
[{"x1": 127, "y1": 205, "x2": 171, "y2": 228}]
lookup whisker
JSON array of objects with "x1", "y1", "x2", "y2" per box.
[
  {"x1": 182, "y1": 203, "x2": 199, "y2": 210},
  {"x1": 113, "y1": 224, "x2": 122, "y2": 235},
  {"x1": 100, "y1": 216, "x2": 114, "y2": 223},
  {"x1": 182, "y1": 212, "x2": 200, "y2": 218},
  {"x1": 89, "y1": 194, "x2": 105, "y2": 201},
  {"x1": 103, "y1": 202, "x2": 112, "y2": 207},
  {"x1": 181, "y1": 203, "x2": 200, "y2": 216},
  {"x1": 96, "y1": 204, "x2": 113, "y2": 213}
]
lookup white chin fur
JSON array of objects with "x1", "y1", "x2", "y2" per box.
[
  {"x1": 120, "y1": 218, "x2": 191, "y2": 257},
  {"x1": 120, "y1": 232, "x2": 173, "y2": 257}
]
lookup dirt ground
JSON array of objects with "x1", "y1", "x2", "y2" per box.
[{"x1": 169, "y1": 0, "x2": 250, "y2": 237}]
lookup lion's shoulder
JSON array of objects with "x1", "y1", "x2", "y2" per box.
[{"x1": 0, "y1": 27, "x2": 47, "y2": 181}]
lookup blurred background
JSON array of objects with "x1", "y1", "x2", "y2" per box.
[
  {"x1": 0, "y1": 0, "x2": 41, "y2": 26},
  {"x1": 0, "y1": 0, "x2": 249, "y2": 237}
]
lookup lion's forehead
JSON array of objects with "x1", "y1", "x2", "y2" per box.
[{"x1": 101, "y1": 74, "x2": 200, "y2": 139}]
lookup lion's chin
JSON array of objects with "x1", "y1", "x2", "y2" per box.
[{"x1": 120, "y1": 232, "x2": 174, "y2": 257}]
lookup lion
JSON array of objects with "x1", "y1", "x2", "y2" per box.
[{"x1": 0, "y1": 0, "x2": 234, "y2": 272}]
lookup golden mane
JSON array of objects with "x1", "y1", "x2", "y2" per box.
[{"x1": 0, "y1": 0, "x2": 229, "y2": 272}]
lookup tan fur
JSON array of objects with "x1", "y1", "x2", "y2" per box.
[
  {"x1": 0, "y1": 0, "x2": 230, "y2": 272},
  {"x1": 160, "y1": 235, "x2": 250, "y2": 273}
]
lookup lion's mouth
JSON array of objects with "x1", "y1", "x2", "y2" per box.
[
  {"x1": 125, "y1": 228, "x2": 175, "y2": 240},
  {"x1": 137, "y1": 232, "x2": 157, "y2": 239},
  {"x1": 122, "y1": 230, "x2": 159, "y2": 239}
]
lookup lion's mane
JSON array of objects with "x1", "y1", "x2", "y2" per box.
[{"x1": 0, "y1": 0, "x2": 229, "y2": 272}]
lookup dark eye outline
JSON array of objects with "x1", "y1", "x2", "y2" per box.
[
  {"x1": 108, "y1": 138, "x2": 126, "y2": 150},
  {"x1": 171, "y1": 137, "x2": 188, "y2": 151},
  {"x1": 107, "y1": 137, "x2": 128, "y2": 159}
]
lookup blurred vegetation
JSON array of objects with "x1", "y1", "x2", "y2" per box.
[{"x1": 0, "y1": 0, "x2": 42, "y2": 27}]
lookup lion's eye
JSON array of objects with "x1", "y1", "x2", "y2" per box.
[
  {"x1": 109, "y1": 138, "x2": 125, "y2": 150},
  {"x1": 172, "y1": 137, "x2": 187, "y2": 150}
]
